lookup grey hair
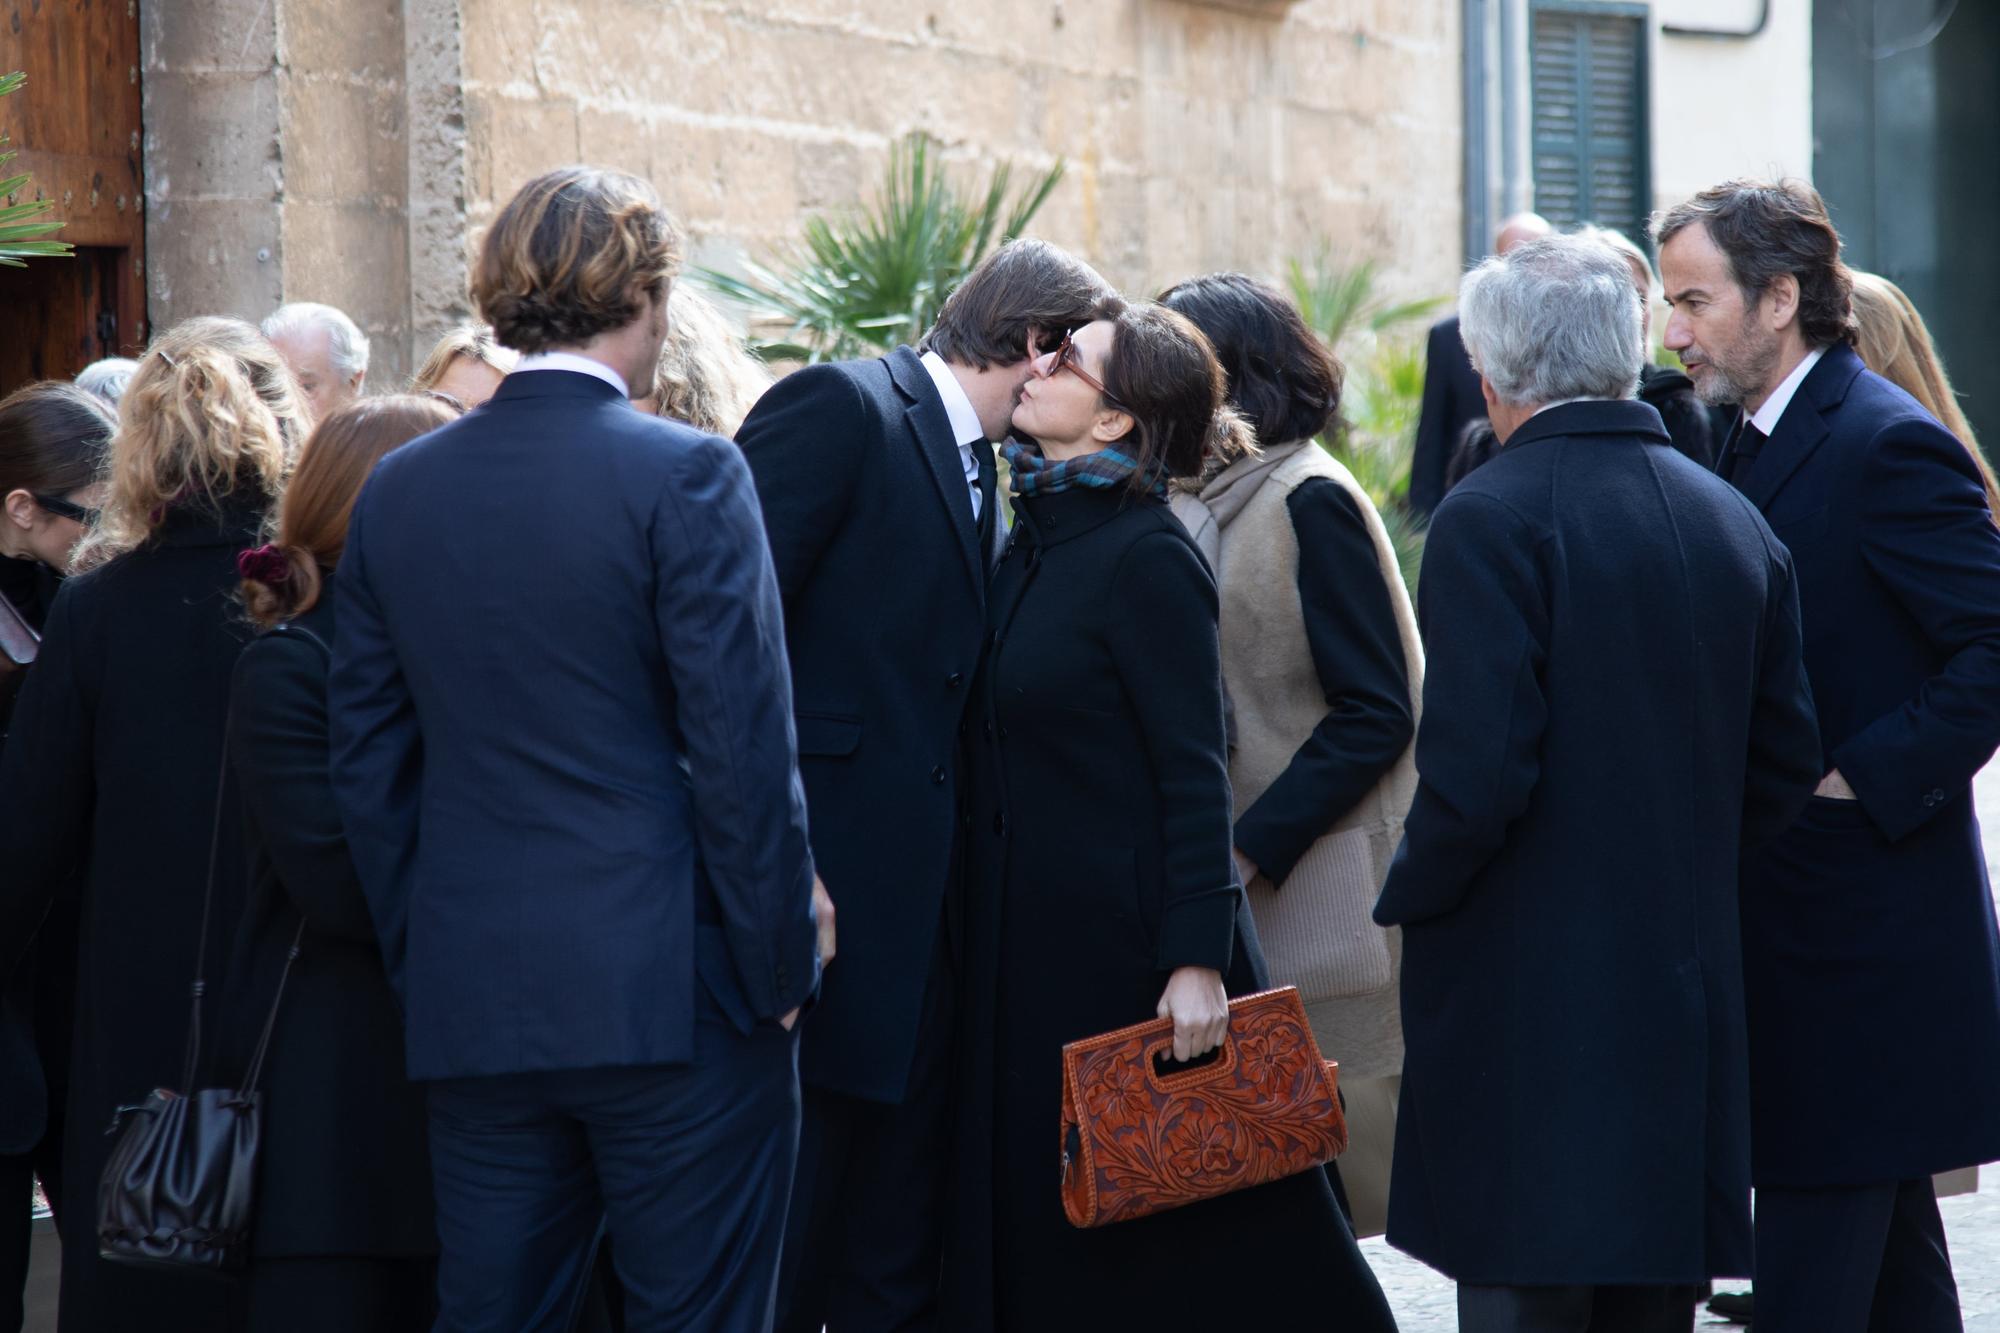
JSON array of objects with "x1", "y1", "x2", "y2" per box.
[
  {"x1": 260, "y1": 301, "x2": 371, "y2": 379},
  {"x1": 74, "y1": 357, "x2": 140, "y2": 406},
  {"x1": 1572, "y1": 223, "x2": 1654, "y2": 296},
  {"x1": 1457, "y1": 234, "x2": 1644, "y2": 408}
]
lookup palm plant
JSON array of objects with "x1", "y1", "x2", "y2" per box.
[
  {"x1": 698, "y1": 133, "x2": 1064, "y2": 362},
  {"x1": 1285, "y1": 251, "x2": 1441, "y2": 593},
  {"x1": 0, "y1": 72, "x2": 73, "y2": 267},
  {"x1": 1287, "y1": 250, "x2": 1443, "y2": 352}
]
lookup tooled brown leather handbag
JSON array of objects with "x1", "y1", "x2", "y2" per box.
[{"x1": 1059, "y1": 985, "x2": 1347, "y2": 1228}]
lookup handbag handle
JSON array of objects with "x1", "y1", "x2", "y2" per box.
[{"x1": 1142, "y1": 1034, "x2": 1238, "y2": 1093}]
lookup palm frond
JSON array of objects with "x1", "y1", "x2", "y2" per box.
[
  {"x1": 0, "y1": 71, "x2": 71, "y2": 265},
  {"x1": 695, "y1": 132, "x2": 1065, "y2": 361}
]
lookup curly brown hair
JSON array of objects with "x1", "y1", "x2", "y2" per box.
[
  {"x1": 472, "y1": 166, "x2": 683, "y2": 355},
  {"x1": 1652, "y1": 178, "x2": 1857, "y2": 349}
]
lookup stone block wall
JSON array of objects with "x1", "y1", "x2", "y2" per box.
[
  {"x1": 447, "y1": 0, "x2": 1465, "y2": 344},
  {"x1": 145, "y1": 0, "x2": 1465, "y2": 376},
  {"x1": 144, "y1": 0, "x2": 418, "y2": 382}
]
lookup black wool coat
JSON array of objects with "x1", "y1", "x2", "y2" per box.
[
  {"x1": 1727, "y1": 343, "x2": 2000, "y2": 1187},
  {"x1": 1374, "y1": 400, "x2": 1821, "y2": 1286},
  {"x1": 0, "y1": 498, "x2": 267, "y2": 1332},
  {"x1": 735, "y1": 345, "x2": 996, "y2": 1104},
  {"x1": 211, "y1": 597, "x2": 435, "y2": 1262},
  {"x1": 1639, "y1": 362, "x2": 1719, "y2": 470},
  {"x1": 941, "y1": 485, "x2": 1397, "y2": 1333},
  {"x1": 1411, "y1": 313, "x2": 1486, "y2": 516},
  {"x1": 1, "y1": 557, "x2": 74, "y2": 1167}
]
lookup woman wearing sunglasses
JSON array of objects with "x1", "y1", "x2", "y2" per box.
[
  {"x1": 0, "y1": 380, "x2": 113, "y2": 1332},
  {"x1": 943, "y1": 300, "x2": 1398, "y2": 1332},
  {"x1": 0, "y1": 381, "x2": 114, "y2": 664}
]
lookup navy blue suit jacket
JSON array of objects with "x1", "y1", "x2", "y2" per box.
[
  {"x1": 734, "y1": 345, "x2": 993, "y2": 1104},
  {"x1": 1376, "y1": 400, "x2": 1820, "y2": 1283},
  {"x1": 329, "y1": 370, "x2": 817, "y2": 1082},
  {"x1": 1730, "y1": 342, "x2": 2000, "y2": 1186}
]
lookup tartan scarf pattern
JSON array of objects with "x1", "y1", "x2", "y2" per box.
[{"x1": 1001, "y1": 438, "x2": 1168, "y2": 500}]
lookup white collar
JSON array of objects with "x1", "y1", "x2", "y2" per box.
[
  {"x1": 1528, "y1": 396, "x2": 1590, "y2": 419},
  {"x1": 919, "y1": 350, "x2": 987, "y2": 447},
  {"x1": 1746, "y1": 346, "x2": 1825, "y2": 437},
  {"x1": 511, "y1": 351, "x2": 631, "y2": 399}
]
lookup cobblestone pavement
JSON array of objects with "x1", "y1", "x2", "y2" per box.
[{"x1": 1360, "y1": 759, "x2": 2000, "y2": 1331}]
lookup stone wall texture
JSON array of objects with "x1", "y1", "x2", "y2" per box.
[{"x1": 147, "y1": 0, "x2": 1465, "y2": 376}]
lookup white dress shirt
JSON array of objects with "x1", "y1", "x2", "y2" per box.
[
  {"x1": 919, "y1": 350, "x2": 985, "y2": 522},
  {"x1": 1746, "y1": 346, "x2": 1826, "y2": 437},
  {"x1": 512, "y1": 350, "x2": 631, "y2": 399}
]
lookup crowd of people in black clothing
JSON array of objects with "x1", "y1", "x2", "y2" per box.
[{"x1": 1, "y1": 165, "x2": 1998, "y2": 1333}]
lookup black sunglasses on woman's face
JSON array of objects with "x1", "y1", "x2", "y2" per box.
[{"x1": 33, "y1": 495, "x2": 98, "y2": 525}]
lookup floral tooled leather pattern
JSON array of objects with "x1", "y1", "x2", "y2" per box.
[{"x1": 1060, "y1": 987, "x2": 1347, "y2": 1228}]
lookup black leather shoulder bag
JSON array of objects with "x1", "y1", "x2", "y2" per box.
[{"x1": 96, "y1": 626, "x2": 318, "y2": 1272}]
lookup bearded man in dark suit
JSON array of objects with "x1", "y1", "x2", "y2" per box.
[{"x1": 1659, "y1": 177, "x2": 2000, "y2": 1333}]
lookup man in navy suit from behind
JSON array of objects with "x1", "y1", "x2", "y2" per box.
[
  {"x1": 1660, "y1": 179, "x2": 2000, "y2": 1333},
  {"x1": 330, "y1": 166, "x2": 829, "y2": 1333}
]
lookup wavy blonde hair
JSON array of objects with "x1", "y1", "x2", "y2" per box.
[
  {"x1": 649, "y1": 285, "x2": 771, "y2": 437},
  {"x1": 74, "y1": 316, "x2": 305, "y2": 569},
  {"x1": 1851, "y1": 271, "x2": 1999, "y2": 527},
  {"x1": 410, "y1": 324, "x2": 518, "y2": 396}
]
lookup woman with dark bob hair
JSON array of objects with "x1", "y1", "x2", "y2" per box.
[
  {"x1": 1161, "y1": 273, "x2": 1423, "y2": 1240},
  {"x1": 942, "y1": 298, "x2": 1398, "y2": 1332}
]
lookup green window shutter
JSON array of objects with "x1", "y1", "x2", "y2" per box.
[{"x1": 1531, "y1": 4, "x2": 1650, "y2": 242}]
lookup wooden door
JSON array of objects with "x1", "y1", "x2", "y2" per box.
[{"x1": 0, "y1": 0, "x2": 146, "y2": 394}]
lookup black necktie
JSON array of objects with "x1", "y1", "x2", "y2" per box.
[
  {"x1": 975, "y1": 442, "x2": 998, "y2": 562},
  {"x1": 1725, "y1": 422, "x2": 1767, "y2": 485}
]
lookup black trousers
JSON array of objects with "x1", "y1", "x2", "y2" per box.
[
  {"x1": 1755, "y1": 1177, "x2": 1962, "y2": 1333},
  {"x1": 1456, "y1": 1283, "x2": 1704, "y2": 1333},
  {"x1": 775, "y1": 929, "x2": 955, "y2": 1333},
  {"x1": 427, "y1": 1015, "x2": 801, "y2": 1333}
]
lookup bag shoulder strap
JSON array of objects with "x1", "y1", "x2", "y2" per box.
[
  {"x1": 236, "y1": 620, "x2": 325, "y2": 1092},
  {"x1": 179, "y1": 620, "x2": 326, "y2": 1094}
]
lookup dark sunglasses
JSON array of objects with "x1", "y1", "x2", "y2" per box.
[
  {"x1": 1041, "y1": 330, "x2": 1129, "y2": 411},
  {"x1": 33, "y1": 495, "x2": 98, "y2": 525}
]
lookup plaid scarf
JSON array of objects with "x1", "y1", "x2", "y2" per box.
[{"x1": 1002, "y1": 438, "x2": 1167, "y2": 500}]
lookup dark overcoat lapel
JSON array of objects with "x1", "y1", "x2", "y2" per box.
[
  {"x1": 1734, "y1": 350, "x2": 1851, "y2": 509},
  {"x1": 887, "y1": 347, "x2": 984, "y2": 600}
]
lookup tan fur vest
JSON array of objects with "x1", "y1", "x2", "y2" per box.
[{"x1": 1214, "y1": 445, "x2": 1423, "y2": 1020}]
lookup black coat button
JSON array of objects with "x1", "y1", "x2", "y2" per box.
[
  {"x1": 993, "y1": 812, "x2": 1007, "y2": 836},
  {"x1": 998, "y1": 725, "x2": 1009, "y2": 740},
  {"x1": 947, "y1": 672, "x2": 963, "y2": 688},
  {"x1": 931, "y1": 765, "x2": 947, "y2": 786}
]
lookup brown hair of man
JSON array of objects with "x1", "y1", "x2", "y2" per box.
[
  {"x1": 1651, "y1": 178, "x2": 1858, "y2": 350},
  {"x1": 919, "y1": 238, "x2": 1116, "y2": 370},
  {"x1": 240, "y1": 395, "x2": 456, "y2": 627},
  {"x1": 472, "y1": 166, "x2": 683, "y2": 355}
]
